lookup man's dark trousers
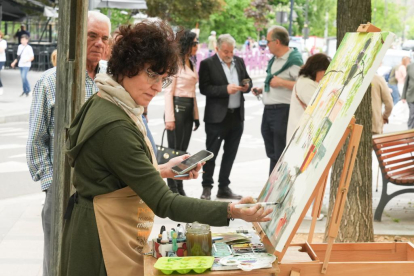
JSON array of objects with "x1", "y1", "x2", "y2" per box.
[
  {"x1": 261, "y1": 104, "x2": 290, "y2": 175},
  {"x1": 202, "y1": 109, "x2": 243, "y2": 189}
]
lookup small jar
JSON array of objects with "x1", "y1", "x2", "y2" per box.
[{"x1": 185, "y1": 221, "x2": 212, "y2": 256}]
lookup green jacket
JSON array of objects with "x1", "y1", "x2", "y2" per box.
[{"x1": 62, "y1": 94, "x2": 229, "y2": 275}]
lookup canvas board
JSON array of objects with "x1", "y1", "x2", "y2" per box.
[{"x1": 257, "y1": 31, "x2": 395, "y2": 256}]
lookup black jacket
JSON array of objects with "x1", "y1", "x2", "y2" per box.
[{"x1": 199, "y1": 54, "x2": 252, "y2": 123}]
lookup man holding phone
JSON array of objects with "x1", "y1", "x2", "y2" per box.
[{"x1": 198, "y1": 33, "x2": 252, "y2": 200}]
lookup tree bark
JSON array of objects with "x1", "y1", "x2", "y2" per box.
[
  {"x1": 324, "y1": 0, "x2": 374, "y2": 243},
  {"x1": 50, "y1": 0, "x2": 88, "y2": 275}
]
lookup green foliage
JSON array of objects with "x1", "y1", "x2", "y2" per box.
[
  {"x1": 372, "y1": 0, "x2": 406, "y2": 38},
  {"x1": 266, "y1": 0, "x2": 337, "y2": 37},
  {"x1": 244, "y1": 0, "x2": 273, "y2": 31},
  {"x1": 145, "y1": 0, "x2": 223, "y2": 29},
  {"x1": 98, "y1": 8, "x2": 134, "y2": 33},
  {"x1": 199, "y1": 0, "x2": 257, "y2": 45},
  {"x1": 306, "y1": 0, "x2": 337, "y2": 37}
]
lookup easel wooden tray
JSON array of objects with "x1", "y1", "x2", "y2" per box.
[
  {"x1": 278, "y1": 242, "x2": 414, "y2": 276},
  {"x1": 144, "y1": 255, "x2": 280, "y2": 276}
]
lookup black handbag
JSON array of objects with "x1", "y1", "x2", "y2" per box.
[{"x1": 156, "y1": 129, "x2": 187, "y2": 164}]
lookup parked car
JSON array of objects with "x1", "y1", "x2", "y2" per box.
[{"x1": 402, "y1": 40, "x2": 414, "y2": 51}]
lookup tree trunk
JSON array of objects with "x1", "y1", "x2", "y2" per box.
[
  {"x1": 50, "y1": 0, "x2": 88, "y2": 275},
  {"x1": 324, "y1": 0, "x2": 374, "y2": 243}
]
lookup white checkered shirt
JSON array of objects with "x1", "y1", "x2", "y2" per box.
[{"x1": 26, "y1": 67, "x2": 100, "y2": 191}]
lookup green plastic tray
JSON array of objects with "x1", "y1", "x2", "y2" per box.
[{"x1": 154, "y1": 256, "x2": 215, "y2": 274}]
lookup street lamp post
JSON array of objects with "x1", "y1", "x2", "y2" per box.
[{"x1": 289, "y1": 0, "x2": 294, "y2": 36}]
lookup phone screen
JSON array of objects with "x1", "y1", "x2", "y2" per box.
[{"x1": 172, "y1": 150, "x2": 213, "y2": 173}]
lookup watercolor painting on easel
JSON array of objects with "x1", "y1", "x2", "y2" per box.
[{"x1": 258, "y1": 32, "x2": 395, "y2": 254}]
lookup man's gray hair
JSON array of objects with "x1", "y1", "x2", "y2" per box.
[
  {"x1": 88, "y1": 11, "x2": 111, "y2": 31},
  {"x1": 267, "y1": 25, "x2": 289, "y2": 46},
  {"x1": 217, "y1": 34, "x2": 236, "y2": 49}
]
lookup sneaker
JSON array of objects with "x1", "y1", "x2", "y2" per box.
[{"x1": 20, "y1": 92, "x2": 25, "y2": 97}]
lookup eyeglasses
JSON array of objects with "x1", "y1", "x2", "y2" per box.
[
  {"x1": 266, "y1": 39, "x2": 277, "y2": 44},
  {"x1": 192, "y1": 41, "x2": 199, "y2": 47},
  {"x1": 145, "y1": 68, "x2": 173, "y2": 88}
]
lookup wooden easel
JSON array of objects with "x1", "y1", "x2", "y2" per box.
[
  {"x1": 253, "y1": 118, "x2": 362, "y2": 275},
  {"x1": 307, "y1": 118, "x2": 363, "y2": 274},
  {"x1": 255, "y1": 24, "x2": 414, "y2": 276}
]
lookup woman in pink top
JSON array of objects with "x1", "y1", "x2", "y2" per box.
[{"x1": 164, "y1": 30, "x2": 200, "y2": 195}]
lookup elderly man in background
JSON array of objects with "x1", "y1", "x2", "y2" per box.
[
  {"x1": 252, "y1": 25, "x2": 303, "y2": 175},
  {"x1": 198, "y1": 34, "x2": 252, "y2": 200},
  {"x1": 26, "y1": 11, "x2": 110, "y2": 276}
]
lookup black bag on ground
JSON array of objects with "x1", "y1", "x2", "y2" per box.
[{"x1": 156, "y1": 129, "x2": 187, "y2": 165}]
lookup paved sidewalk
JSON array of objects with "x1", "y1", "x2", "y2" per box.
[{"x1": 0, "y1": 69, "x2": 44, "y2": 123}]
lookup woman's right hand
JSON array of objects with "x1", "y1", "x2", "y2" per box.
[
  {"x1": 229, "y1": 197, "x2": 272, "y2": 222},
  {"x1": 165, "y1": 121, "x2": 175, "y2": 130}
]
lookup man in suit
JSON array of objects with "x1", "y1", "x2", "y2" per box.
[{"x1": 199, "y1": 34, "x2": 252, "y2": 200}]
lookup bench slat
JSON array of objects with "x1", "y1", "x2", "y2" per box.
[{"x1": 373, "y1": 137, "x2": 414, "y2": 149}]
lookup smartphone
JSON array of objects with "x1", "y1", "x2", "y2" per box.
[
  {"x1": 172, "y1": 150, "x2": 214, "y2": 175},
  {"x1": 240, "y1": 78, "x2": 251, "y2": 86}
]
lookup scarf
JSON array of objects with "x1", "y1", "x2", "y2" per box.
[
  {"x1": 264, "y1": 48, "x2": 303, "y2": 92},
  {"x1": 95, "y1": 73, "x2": 155, "y2": 158}
]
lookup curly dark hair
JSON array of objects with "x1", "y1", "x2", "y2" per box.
[
  {"x1": 179, "y1": 30, "x2": 197, "y2": 67},
  {"x1": 108, "y1": 20, "x2": 180, "y2": 81},
  {"x1": 299, "y1": 53, "x2": 331, "y2": 81}
]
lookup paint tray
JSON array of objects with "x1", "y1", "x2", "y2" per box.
[{"x1": 154, "y1": 256, "x2": 215, "y2": 274}]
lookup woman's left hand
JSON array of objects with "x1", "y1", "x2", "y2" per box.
[{"x1": 159, "y1": 154, "x2": 204, "y2": 180}]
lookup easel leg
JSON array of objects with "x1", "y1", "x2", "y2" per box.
[
  {"x1": 308, "y1": 174, "x2": 328, "y2": 244},
  {"x1": 321, "y1": 124, "x2": 363, "y2": 274},
  {"x1": 290, "y1": 268, "x2": 301, "y2": 276}
]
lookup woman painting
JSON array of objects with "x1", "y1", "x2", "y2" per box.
[
  {"x1": 164, "y1": 30, "x2": 200, "y2": 195},
  {"x1": 61, "y1": 21, "x2": 271, "y2": 276}
]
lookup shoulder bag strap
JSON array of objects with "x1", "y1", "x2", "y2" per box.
[{"x1": 295, "y1": 85, "x2": 308, "y2": 110}]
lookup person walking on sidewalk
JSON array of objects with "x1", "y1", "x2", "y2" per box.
[
  {"x1": 252, "y1": 25, "x2": 303, "y2": 175},
  {"x1": 371, "y1": 74, "x2": 393, "y2": 135},
  {"x1": 26, "y1": 11, "x2": 110, "y2": 276},
  {"x1": 207, "y1": 31, "x2": 217, "y2": 57},
  {"x1": 11, "y1": 34, "x2": 34, "y2": 97},
  {"x1": 402, "y1": 62, "x2": 414, "y2": 129},
  {"x1": 198, "y1": 34, "x2": 252, "y2": 200},
  {"x1": 14, "y1": 24, "x2": 30, "y2": 44},
  {"x1": 164, "y1": 30, "x2": 200, "y2": 196},
  {"x1": 0, "y1": 30, "x2": 7, "y2": 96}
]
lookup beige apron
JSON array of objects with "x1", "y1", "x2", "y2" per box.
[{"x1": 93, "y1": 137, "x2": 158, "y2": 276}]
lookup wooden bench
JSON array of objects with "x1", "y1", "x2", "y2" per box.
[{"x1": 372, "y1": 130, "x2": 414, "y2": 221}]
